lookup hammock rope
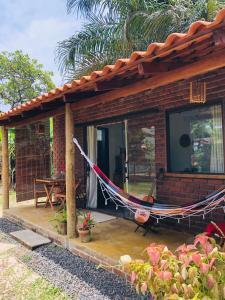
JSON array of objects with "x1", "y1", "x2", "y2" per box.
[{"x1": 73, "y1": 138, "x2": 225, "y2": 221}]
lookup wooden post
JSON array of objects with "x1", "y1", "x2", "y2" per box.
[
  {"x1": 65, "y1": 103, "x2": 78, "y2": 238},
  {"x1": 1, "y1": 126, "x2": 9, "y2": 210}
]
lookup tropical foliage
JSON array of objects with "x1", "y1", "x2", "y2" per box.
[
  {"x1": 57, "y1": 0, "x2": 225, "y2": 79},
  {"x1": 51, "y1": 207, "x2": 67, "y2": 224},
  {"x1": 0, "y1": 50, "x2": 55, "y2": 109},
  {"x1": 120, "y1": 234, "x2": 225, "y2": 299}
]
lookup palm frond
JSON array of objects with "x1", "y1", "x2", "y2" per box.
[
  {"x1": 58, "y1": 0, "x2": 224, "y2": 80},
  {"x1": 56, "y1": 13, "x2": 124, "y2": 78},
  {"x1": 67, "y1": 0, "x2": 101, "y2": 15},
  {"x1": 67, "y1": 0, "x2": 117, "y2": 17}
]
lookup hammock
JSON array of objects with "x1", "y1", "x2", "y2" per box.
[{"x1": 73, "y1": 138, "x2": 225, "y2": 221}]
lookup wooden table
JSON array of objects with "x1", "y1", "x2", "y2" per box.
[{"x1": 35, "y1": 178, "x2": 65, "y2": 208}]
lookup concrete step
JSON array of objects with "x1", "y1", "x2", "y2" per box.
[{"x1": 10, "y1": 229, "x2": 51, "y2": 250}]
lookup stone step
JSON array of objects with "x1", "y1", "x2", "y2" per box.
[{"x1": 10, "y1": 229, "x2": 51, "y2": 250}]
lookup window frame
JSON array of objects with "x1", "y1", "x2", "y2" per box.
[{"x1": 166, "y1": 101, "x2": 225, "y2": 175}]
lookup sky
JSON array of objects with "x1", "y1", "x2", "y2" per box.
[{"x1": 0, "y1": 0, "x2": 83, "y2": 111}]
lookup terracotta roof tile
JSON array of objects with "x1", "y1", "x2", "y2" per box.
[
  {"x1": 102, "y1": 65, "x2": 115, "y2": 74},
  {"x1": 91, "y1": 71, "x2": 104, "y2": 80},
  {"x1": 114, "y1": 59, "x2": 130, "y2": 69},
  {"x1": 1, "y1": 8, "x2": 225, "y2": 121},
  {"x1": 80, "y1": 76, "x2": 91, "y2": 84},
  {"x1": 71, "y1": 80, "x2": 81, "y2": 87},
  {"x1": 130, "y1": 51, "x2": 147, "y2": 62}
]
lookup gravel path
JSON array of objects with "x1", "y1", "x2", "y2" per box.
[{"x1": 0, "y1": 218, "x2": 145, "y2": 300}]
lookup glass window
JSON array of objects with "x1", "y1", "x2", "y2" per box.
[{"x1": 168, "y1": 104, "x2": 224, "y2": 174}]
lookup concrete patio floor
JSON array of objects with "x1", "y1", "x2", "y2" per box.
[{"x1": 3, "y1": 203, "x2": 193, "y2": 266}]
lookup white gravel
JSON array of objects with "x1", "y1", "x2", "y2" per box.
[{"x1": 0, "y1": 218, "x2": 148, "y2": 300}]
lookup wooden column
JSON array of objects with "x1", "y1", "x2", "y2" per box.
[
  {"x1": 65, "y1": 103, "x2": 78, "y2": 238},
  {"x1": 1, "y1": 126, "x2": 9, "y2": 209}
]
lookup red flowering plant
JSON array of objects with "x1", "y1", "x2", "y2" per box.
[
  {"x1": 120, "y1": 234, "x2": 225, "y2": 299},
  {"x1": 79, "y1": 212, "x2": 95, "y2": 231}
]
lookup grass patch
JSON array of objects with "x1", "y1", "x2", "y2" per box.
[
  {"x1": 25, "y1": 278, "x2": 70, "y2": 300},
  {"x1": 20, "y1": 253, "x2": 32, "y2": 263},
  {"x1": 128, "y1": 182, "x2": 154, "y2": 197},
  {"x1": 0, "y1": 257, "x2": 70, "y2": 300}
]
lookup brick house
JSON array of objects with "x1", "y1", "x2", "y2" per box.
[{"x1": 1, "y1": 9, "x2": 225, "y2": 236}]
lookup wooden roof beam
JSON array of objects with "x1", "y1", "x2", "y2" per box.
[
  {"x1": 0, "y1": 119, "x2": 11, "y2": 126},
  {"x1": 70, "y1": 49, "x2": 225, "y2": 112},
  {"x1": 4, "y1": 115, "x2": 23, "y2": 125},
  {"x1": 64, "y1": 90, "x2": 108, "y2": 102},
  {"x1": 214, "y1": 28, "x2": 225, "y2": 48},
  {"x1": 138, "y1": 61, "x2": 183, "y2": 75},
  {"x1": 40, "y1": 98, "x2": 64, "y2": 111},
  {"x1": 94, "y1": 77, "x2": 136, "y2": 91},
  {"x1": 21, "y1": 109, "x2": 39, "y2": 118},
  {"x1": 3, "y1": 106, "x2": 64, "y2": 128}
]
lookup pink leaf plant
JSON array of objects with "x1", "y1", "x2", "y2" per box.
[{"x1": 124, "y1": 234, "x2": 225, "y2": 299}]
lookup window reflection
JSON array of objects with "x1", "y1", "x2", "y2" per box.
[
  {"x1": 169, "y1": 104, "x2": 224, "y2": 174},
  {"x1": 127, "y1": 118, "x2": 156, "y2": 199}
]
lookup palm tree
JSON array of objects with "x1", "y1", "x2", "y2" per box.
[{"x1": 57, "y1": 0, "x2": 225, "y2": 79}]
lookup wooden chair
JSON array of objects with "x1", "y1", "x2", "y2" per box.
[
  {"x1": 34, "y1": 178, "x2": 47, "y2": 208},
  {"x1": 54, "y1": 179, "x2": 82, "y2": 208}
]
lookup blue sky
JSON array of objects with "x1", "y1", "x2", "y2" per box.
[{"x1": 0, "y1": 0, "x2": 83, "y2": 111}]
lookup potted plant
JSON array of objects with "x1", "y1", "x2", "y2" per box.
[
  {"x1": 50, "y1": 208, "x2": 67, "y2": 235},
  {"x1": 78, "y1": 212, "x2": 95, "y2": 242}
]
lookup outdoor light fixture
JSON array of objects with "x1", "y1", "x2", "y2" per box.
[{"x1": 189, "y1": 81, "x2": 206, "y2": 103}]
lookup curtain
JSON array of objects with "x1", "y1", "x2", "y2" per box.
[
  {"x1": 86, "y1": 126, "x2": 98, "y2": 208},
  {"x1": 210, "y1": 105, "x2": 224, "y2": 173}
]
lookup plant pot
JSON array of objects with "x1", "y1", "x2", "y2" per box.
[
  {"x1": 57, "y1": 222, "x2": 67, "y2": 235},
  {"x1": 78, "y1": 229, "x2": 91, "y2": 243}
]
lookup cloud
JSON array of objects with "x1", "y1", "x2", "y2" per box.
[
  {"x1": 0, "y1": 17, "x2": 80, "y2": 85},
  {"x1": 0, "y1": 0, "x2": 83, "y2": 85}
]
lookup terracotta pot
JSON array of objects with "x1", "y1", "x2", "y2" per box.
[
  {"x1": 78, "y1": 229, "x2": 91, "y2": 243},
  {"x1": 57, "y1": 222, "x2": 67, "y2": 235}
]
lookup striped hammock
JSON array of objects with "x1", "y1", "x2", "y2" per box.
[{"x1": 73, "y1": 138, "x2": 225, "y2": 221}]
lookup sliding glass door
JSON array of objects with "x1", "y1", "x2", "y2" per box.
[
  {"x1": 87, "y1": 116, "x2": 156, "y2": 212},
  {"x1": 125, "y1": 117, "x2": 156, "y2": 199}
]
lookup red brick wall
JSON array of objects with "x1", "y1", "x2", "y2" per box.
[
  {"x1": 53, "y1": 114, "x2": 85, "y2": 189},
  {"x1": 53, "y1": 67, "x2": 225, "y2": 232}
]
